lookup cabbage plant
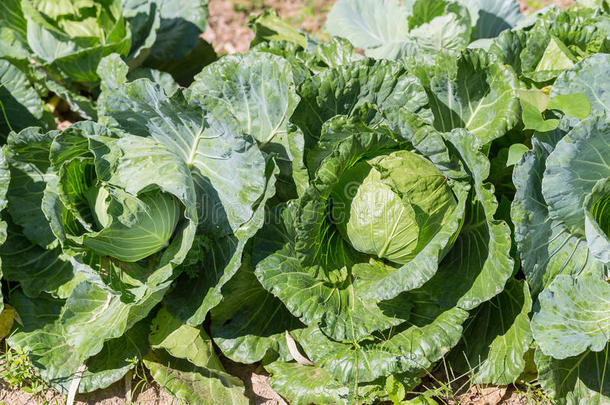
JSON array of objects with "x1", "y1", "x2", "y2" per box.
[
  {"x1": 0, "y1": 0, "x2": 213, "y2": 121},
  {"x1": 1, "y1": 56, "x2": 276, "y2": 394},
  {"x1": 3, "y1": 121, "x2": 197, "y2": 391},
  {"x1": 512, "y1": 53, "x2": 610, "y2": 404},
  {"x1": 208, "y1": 57, "x2": 526, "y2": 404}
]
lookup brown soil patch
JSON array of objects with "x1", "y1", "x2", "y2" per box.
[
  {"x1": 0, "y1": 379, "x2": 179, "y2": 405},
  {"x1": 202, "y1": 0, "x2": 333, "y2": 54},
  {"x1": 222, "y1": 358, "x2": 288, "y2": 405}
]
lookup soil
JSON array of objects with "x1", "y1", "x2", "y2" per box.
[
  {"x1": 1, "y1": 0, "x2": 574, "y2": 404},
  {"x1": 0, "y1": 379, "x2": 180, "y2": 405},
  {"x1": 222, "y1": 358, "x2": 287, "y2": 405},
  {"x1": 202, "y1": 0, "x2": 334, "y2": 54}
]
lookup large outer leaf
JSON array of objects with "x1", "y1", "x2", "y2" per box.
[
  {"x1": 210, "y1": 255, "x2": 303, "y2": 364},
  {"x1": 449, "y1": 279, "x2": 532, "y2": 384},
  {"x1": 412, "y1": 49, "x2": 520, "y2": 145},
  {"x1": 7, "y1": 292, "x2": 84, "y2": 393},
  {"x1": 144, "y1": 350, "x2": 248, "y2": 405},
  {"x1": 0, "y1": 60, "x2": 49, "y2": 138},
  {"x1": 294, "y1": 305, "x2": 468, "y2": 384},
  {"x1": 121, "y1": 0, "x2": 160, "y2": 63},
  {"x1": 101, "y1": 80, "x2": 265, "y2": 236},
  {"x1": 266, "y1": 362, "x2": 352, "y2": 405},
  {"x1": 158, "y1": 0, "x2": 208, "y2": 31},
  {"x1": 145, "y1": 307, "x2": 248, "y2": 405},
  {"x1": 59, "y1": 280, "x2": 162, "y2": 361},
  {"x1": 550, "y1": 54, "x2": 610, "y2": 121},
  {"x1": 130, "y1": 0, "x2": 212, "y2": 86},
  {"x1": 408, "y1": 3, "x2": 471, "y2": 55},
  {"x1": 79, "y1": 318, "x2": 150, "y2": 393},
  {"x1": 0, "y1": 219, "x2": 74, "y2": 297},
  {"x1": 291, "y1": 58, "x2": 431, "y2": 146},
  {"x1": 150, "y1": 307, "x2": 223, "y2": 370},
  {"x1": 0, "y1": 0, "x2": 30, "y2": 61},
  {"x1": 532, "y1": 275, "x2": 610, "y2": 359},
  {"x1": 7, "y1": 128, "x2": 60, "y2": 247},
  {"x1": 188, "y1": 52, "x2": 301, "y2": 201},
  {"x1": 511, "y1": 131, "x2": 604, "y2": 297},
  {"x1": 142, "y1": 17, "x2": 198, "y2": 66},
  {"x1": 542, "y1": 114, "x2": 610, "y2": 233},
  {"x1": 459, "y1": 0, "x2": 523, "y2": 39},
  {"x1": 324, "y1": 0, "x2": 412, "y2": 53},
  {"x1": 141, "y1": 0, "x2": 209, "y2": 73},
  {"x1": 266, "y1": 361, "x2": 388, "y2": 405},
  {"x1": 9, "y1": 277, "x2": 169, "y2": 393},
  {"x1": 536, "y1": 344, "x2": 610, "y2": 404},
  {"x1": 188, "y1": 52, "x2": 300, "y2": 146}
]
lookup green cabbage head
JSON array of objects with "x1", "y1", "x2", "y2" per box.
[
  {"x1": 44, "y1": 120, "x2": 196, "y2": 269},
  {"x1": 331, "y1": 150, "x2": 457, "y2": 264}
]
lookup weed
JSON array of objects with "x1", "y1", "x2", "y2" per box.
[{"x1": 0, "y1": 342, "x2": 47, "y2": 395}]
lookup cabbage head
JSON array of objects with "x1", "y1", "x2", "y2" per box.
[
  {"x1": 44, "y1": 122, "x2": 196, "y2": 264},
  {"x1": 330, "y1": 150, "x2": 457, "y2": 265}
]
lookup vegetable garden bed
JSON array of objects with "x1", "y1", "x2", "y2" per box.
[{"x1": 0, "y1": 0, "x2": 608, "y2": 404}]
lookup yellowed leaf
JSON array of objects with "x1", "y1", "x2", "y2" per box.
[{"x1": 0, "y1": 304, "x2": 16, "y2": 339}]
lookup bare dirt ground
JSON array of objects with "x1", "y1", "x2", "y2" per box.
[
  {"x1": 202, "y1": 0, "x2": 333, "y2": 53},
  {"x1": 1, "y1": 0, "x2": 573, "y2": 404},
  {"x1": 0, "y1": 379, "x2": 180, "y2": 405}
]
